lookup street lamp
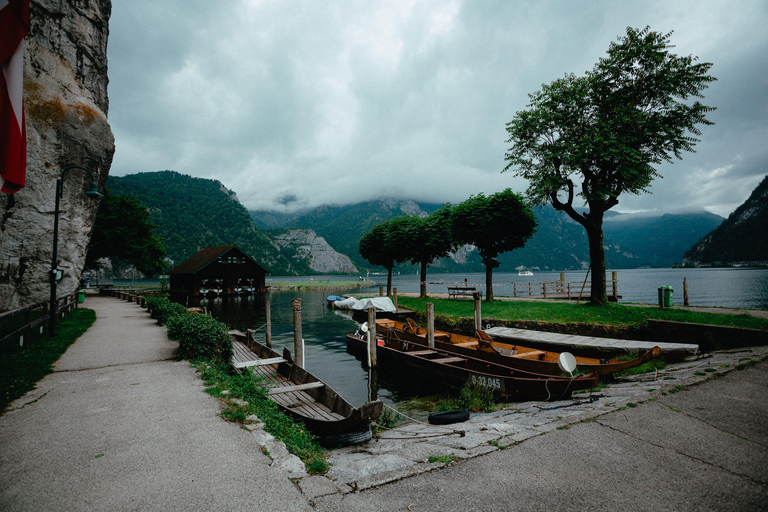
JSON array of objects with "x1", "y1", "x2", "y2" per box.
[{"x1": 49, "y1": 165, "x2": 102, "y2": 336}]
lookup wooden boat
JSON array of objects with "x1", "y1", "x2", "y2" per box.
[
  {"x1": 346, "y1": 330, "x2": 599, "y2": 401},
  {"x1": 375, "y1": 318, "x2": 661, "y2": 377},
  {"x1": 230, "y1": 329, "x2": 383, "y2": 443},
  {"x1": 482, "y1": 326, "x2": 698, "y2": 360}
]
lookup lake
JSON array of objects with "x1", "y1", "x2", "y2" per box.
[{"x1": 179, "y1": 267, "x2": 767, "y2": 416}]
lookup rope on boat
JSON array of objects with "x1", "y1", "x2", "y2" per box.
[{"x1": 371, "y1": 403, "x2": 466, "y2": 441}]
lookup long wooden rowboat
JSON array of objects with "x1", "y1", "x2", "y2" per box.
[
  {"x1": 346, "y1": 330, "x2": 599, "y2": 401},
  {"x1": 230, "y1": 329, "x2": 383, "y2": 442},
  {"x1": 375, "y1": 319, "x2": 661, "y2": 377}
]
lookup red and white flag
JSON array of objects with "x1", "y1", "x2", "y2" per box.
[{"x1": 0, "y1": 0, "x2": 29, "y2": 194}]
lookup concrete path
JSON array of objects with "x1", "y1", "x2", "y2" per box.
[{"x1": 0, "y1": 293, "x2": 311, "y2": 512}]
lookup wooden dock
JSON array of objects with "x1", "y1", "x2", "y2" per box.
[{"x1": 483, "y1": 326, "x2": 699, "y2": 359}]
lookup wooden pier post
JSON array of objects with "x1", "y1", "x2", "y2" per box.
[
  {"x1": 367, "y1": 306, "x2": 377, "y2": 367},
  {"x1": 379, "y1": 286, "x2": 383, "y2": 297},
  {"x1": 265, "y1": 300, "x2": 272, "y2": 348},
  {"x1": 292, "y1": 298, "x2": 304, "y2": 368},
  {"x1": 473, "y1": 291, "x2": 482, "y2": 331},
  {"x1": 611, "y1": 271, "x2": 618, "y2": 301},
  {"x1": 393, "y1": 287, "x2": 398, "y2": 308},
  {"x1": 426, "y1": 303, "x2": 435, "y2": 349},
  {"x1": 683, "y1": 277, "x2": 689, "y2": 306}
]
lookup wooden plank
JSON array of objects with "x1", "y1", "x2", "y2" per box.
[
  {"x1": 408, "y1": 350, "x2": 436, "y2": 356},
  {"x1": 433, "y1": 356, "x2": 466, "y2": 364},
  {"x1": 268, "y1": 381, "x2": 325, "y2": 394},
  {"x1": 233, "y1": 357, "x2": 286, "y2": 369},
  {"x1": 510, "y1": 350, "x2": 545, "y2": 359}
]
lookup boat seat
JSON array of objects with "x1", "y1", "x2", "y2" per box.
[
  {"x1": 268, "y1": 381, "x2": 325, "y2": 395},
  {"x1": 433, "y1": 356, "x2": 466, "y2": 364},
  {"x1": 408, "y1": 350, "x2": 437, "y2": 356},
  {"x1": 510, "y1": 350, "x2": 545, "y2": 359},
  {"x1": 233, "y1": 357, "x2": 287, "y2": 369}
]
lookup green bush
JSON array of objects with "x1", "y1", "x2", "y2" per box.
[
  {"x1": 146, "y1": 297, "x2": 188, "y2": 326},
  {"x1": 171, "y1": 314, "x2": 232, "y2": 363}
]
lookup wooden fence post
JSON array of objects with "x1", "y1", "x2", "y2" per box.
[
  {"x1": 683, "y1": 278, "x2": 689, "y2": 306},
  {"x1": 426, "y1": 303, "x2": 435, "y2": 349},
  {"x1": 292, "y1": 298, "x2": 304, "y2": 368},
  {"x1": 367, "y1": 306, "x2": 377, "y2": 367}
]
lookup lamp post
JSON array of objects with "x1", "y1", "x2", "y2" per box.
[{"x1": 49, "y1": 166, "x2": 102, "y2": 336}]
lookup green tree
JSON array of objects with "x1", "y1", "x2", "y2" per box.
[
  {"x1": 359, "y1": 218, "x2": 410, "y2": 296},
  {"x1": 85, "y1": 190, "x2": 167, "y2": 276},
  {"x1": 451, "y1": 189, "x2": 537, "y2": 301},
  {"x1": 397, "y1": 209, "x2": 457, "y2": 298},
  {"x1": 504, "y1": 26, "x2": 715, "y2": 304}
]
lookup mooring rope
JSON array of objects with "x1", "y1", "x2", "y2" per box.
[{"x1": 371, "y1": 403, "x2": 466, "y2": 441}]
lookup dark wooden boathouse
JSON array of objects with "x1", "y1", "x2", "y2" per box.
[{"x1": 167, "y1": 244, "x2": 267, "y2": 296}]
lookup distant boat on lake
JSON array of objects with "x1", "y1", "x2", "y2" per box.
[{"x1": 519, "y1": 270, "x2": 533, "y2": 276}]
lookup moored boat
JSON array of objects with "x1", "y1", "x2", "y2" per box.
[
  {"x1": 376, "y1": 318, "x2": 661, "y2": 377},
  {"x1": 230, "y1": 329, "x2": 383, "y2": 445},
  {"x1": 346, "y1": 330, "x2": 599, "y2": 401}
]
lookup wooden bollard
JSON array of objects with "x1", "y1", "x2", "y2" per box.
[
  {"x1": 292, "y1": 298, "x2": 304, "y2": 368},
  {"x1": 393, "y1": 287, "x2": 398, "y2": 308},
  {"x1": 265, "y1": 300, "x2": 272, "y2": 347},
  {"x1": 367, "y1": 306, "x2": 377, "y2": 367},
  {"x1": 379, "y1": 286, "x2": 384, "y2": 297},
  {"x1": 612, "y1": 271, "x2": 618, "y2": 300},
  {"x1": 683, "y1": 278, "x2": 689, "y2": 306},
  {"x1": 473, "y1": 291, "x2": 482, "y2": 331},
  {"x1": 427, "y1": 303, "x2": 435, "y2": 348}
]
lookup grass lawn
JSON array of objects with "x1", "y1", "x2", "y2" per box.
[
  {"x1": 396, "y1": 296, "x2": 768, "y2": 330},
  {"x1": 1, "y1": 308, "x2": 96, "y2": 413}
]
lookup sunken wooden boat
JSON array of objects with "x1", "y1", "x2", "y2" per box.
[
  {"x1": 230, "y1": 329, "x2": 383, "y2": 442},
  {"x1": 375, "y1": 319, "x2": 661, "y2": 377},
  {"x1": 346, "y1": 329, "x2": 599, "y2": 401}
]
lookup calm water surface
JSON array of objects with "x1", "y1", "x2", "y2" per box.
[{"x1": 158, "y1": 267, "x2": 767, "y2": 414}]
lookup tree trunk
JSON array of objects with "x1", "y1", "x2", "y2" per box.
[
  {"x1": 584, "y1": 217, "x2": 608, "y2": 305},
  {"x1": 420, "y1": 260, "x2": 428, "y2": 298},
  {"x1": 386, "y1": 267, "x2": 393, "y2": 296},
  {"x1": 485, "y1": 263, "x2": 494, "y2": 302}
]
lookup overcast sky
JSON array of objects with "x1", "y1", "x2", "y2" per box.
[{"x1": 106, "y1": 0, "x2": 768, "y2": 218}]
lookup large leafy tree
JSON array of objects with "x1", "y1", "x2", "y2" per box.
[
  {"x1": 397, "y1": 210, "x2": 457, "y2": 298},
  {"x1": 359, "y1": 216, "x2": 411, "y2": 296},
  {"x1": 86, "y1": 190, "x2": 167, "y2": 276},
  {"x1": 451, "y1": 189, "x2": 537, "y2": 301},
  {"x1": 504, "y1": 26, "x2": 715, "y2": 305}
]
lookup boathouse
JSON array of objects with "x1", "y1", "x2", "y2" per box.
[{"x1": 167, "y1": 245, "x2": 267, "y2": 296}]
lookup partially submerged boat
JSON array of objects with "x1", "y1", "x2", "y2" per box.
[
  {"x1": 375, "y1": 318, "x2": 661, "y2": 377},
  {"x1": 230, "y1": 329, "x2": 383, "y2": 445},
  {"x1": 346, "y1": 330, "x2": 599, "y2": 401}
]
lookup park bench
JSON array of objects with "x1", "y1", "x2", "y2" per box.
[{"x1": 448, "y1": 287, "x2": 479, "y2": 299}]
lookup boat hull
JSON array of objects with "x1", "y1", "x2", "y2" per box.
[{"x1": 346, "y1": 332, "x2": 598, "y2": 401}]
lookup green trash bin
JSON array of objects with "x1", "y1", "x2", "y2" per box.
[
  {"x1": 658, "y1": 285, "x2": 673, "y2": 308},
  {"x1": 77, "y1": 289, "x2": 86, "y2": 303}
]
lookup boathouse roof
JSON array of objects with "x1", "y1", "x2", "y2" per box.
[{"x1": 167, "y1": 245, "x2": 265, "y2": 275}]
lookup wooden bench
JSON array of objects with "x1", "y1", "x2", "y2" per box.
[{"x1": 448, "y1": 287, "x2": 478, "y2": 299}]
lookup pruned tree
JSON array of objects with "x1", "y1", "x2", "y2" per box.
[
  {"x1": 451, "y1": 189, "x2": 537, "y2": 301},
  {"x1": 86, "y1": 190, "x2": 167, "y2": 276},
  {"x1": 359, "y1": 217, "x2": 410, "y2": 296},
  {"x1": 504, "y1": 26, "x2": 715, "y2": 304},
  {"x1": 398, "y1": 209, "x2": 457, "y2": 298}
]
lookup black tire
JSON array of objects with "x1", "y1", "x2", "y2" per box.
[
  {"x1": 319, "y1": 427, "x2": 373, "y2": 448},
  {"x1": 428, "y1": 409, "x2": 470, "y2": 425}
]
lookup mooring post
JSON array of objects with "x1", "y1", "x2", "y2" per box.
[
  {"x1": 683, "y1": 277, "x2": 689, "y2": 306},
  {"x1": 612, "y1": 271, "x2": 618, "y2": 301},
  {"x1": 265, "y1": 300, "x2": 272, "y2": 348},
  {"x1": 379, "y1": 286, "x2": 383, "y2": 297},
  {"x1": 427, "y1": 303, "x2": 435, "y2": 348},
  {"x1": 473, "y1": 291, "x2": 482, "y2": 331},
  {"x1": 393, "y1": 287, "x2": 398, "y2": 308},
  {"x1": 367, "y1": 306, "x2": 377, "y2": 367},
  {"x1": 292, "y1": 298, "x2": 304, "y2": 368}
]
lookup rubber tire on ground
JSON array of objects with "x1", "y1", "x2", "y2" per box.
[
  {"x1": 319, "y1": 427, "x2": 373, "y2": 448},
  {"x1": 428, "y1": 409, "x2": 470, "y2": 425}
]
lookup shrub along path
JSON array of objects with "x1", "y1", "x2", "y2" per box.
[{"x1": 0, "y1": 291, "x2": 311, "y2": 512}]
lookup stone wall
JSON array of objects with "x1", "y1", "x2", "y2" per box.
[{"x1": 0, "y1": 0, "x2": 114, "y2": 311}]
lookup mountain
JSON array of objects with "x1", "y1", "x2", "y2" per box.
[
  {"x1": 603, "y1": 211, "x2": 724, "y2": 267},
  {"x1": 685, "y1": 175, "x2": 768, "y2": 265}
]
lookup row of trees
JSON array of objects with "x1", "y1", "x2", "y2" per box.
[{"x1": 359, "y1": 189, "x2": 537, "y2": 301}]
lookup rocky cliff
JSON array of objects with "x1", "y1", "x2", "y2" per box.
[
  {"x1": 0, "y1": 0, "x2": 114, "y2": 311},
  {"x1": 269, "y1": 229, "x2": 358, "y2": 274}
]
